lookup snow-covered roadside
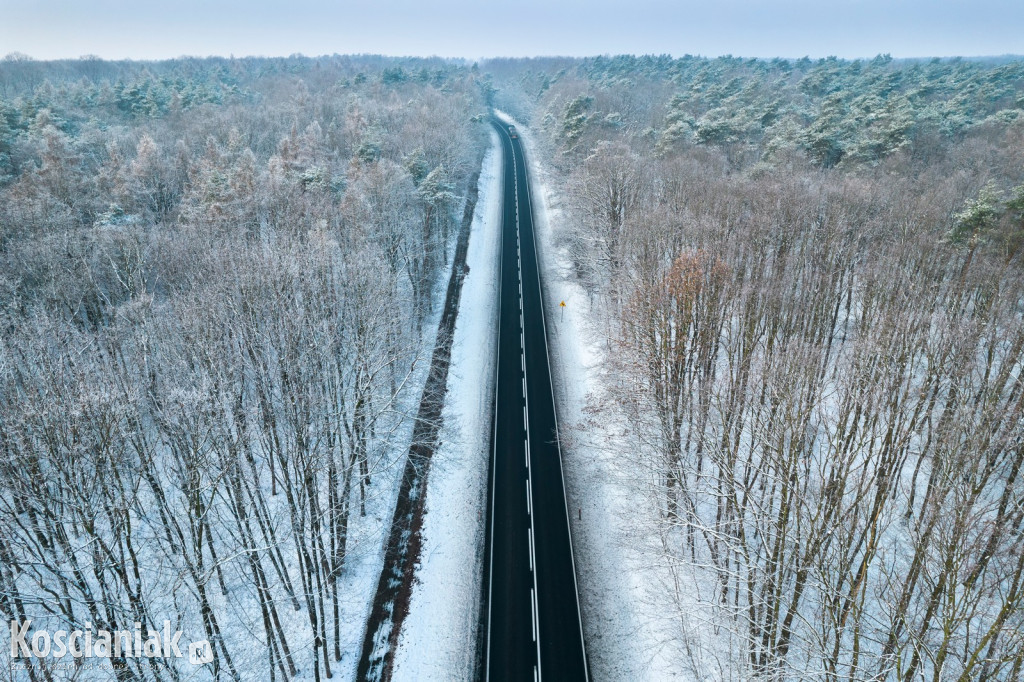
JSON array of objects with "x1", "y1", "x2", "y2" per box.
[
  {"x1": 323, "y1": 141, "x2": 491, "y2": 682},
  {"x1": 390, "y1": 130, "x2": 503, "y2": 681},
  {"x1": 494, "y1": 111, "x2": 675, "y2": 680},
  {"x1": 329, "y1": 177, "x2": 472, "y2": 681}
]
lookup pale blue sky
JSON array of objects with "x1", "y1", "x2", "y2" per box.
[{"x1": 1, "y1": 0, "x2": 1022, "y2": 60}]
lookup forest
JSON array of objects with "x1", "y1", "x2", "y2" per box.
[
  {"x1": 488, "y1": 54, "x2": 1024, "y2": 680},
  {"x1": 0, "y1": 54, "x2": 488, "y2": 681},
  {"x1": 2, "y1": 49, "x2": 1023, "y2": 682}
]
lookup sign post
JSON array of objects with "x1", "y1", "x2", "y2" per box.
[{"x1": 559, "y1": 300, "x2": 566, "y2": 321}]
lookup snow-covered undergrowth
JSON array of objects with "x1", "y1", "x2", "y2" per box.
[{"x1": 390, "y1": 131, "x2": 503, "y2": 681}]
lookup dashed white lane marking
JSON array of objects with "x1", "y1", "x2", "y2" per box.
[
  {"x1": 528, "y1": 525, "x2": 534, "y2": 571},
  {"x1": 508, "y1": 130, "x2": 545, "y2": 681},
  {"x1": 531, "y1": 588, "x2": 538, "y2": 643},
  {"x1": 526, "y1": 480, "x2": 532, "y2": 517}
]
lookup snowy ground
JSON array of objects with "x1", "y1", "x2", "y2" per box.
[
  {"x1": 494, "y1": 111, "x2": 676, "y2": 680},
  {"x1": 390, "y1": 131, "x2": 503, "y2": 681}
]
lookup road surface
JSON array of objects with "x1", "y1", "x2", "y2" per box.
[{"x1": 483, "y1": 119, "x2": 589, "y2": 682}]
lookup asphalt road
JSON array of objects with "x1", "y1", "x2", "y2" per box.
[{"x1": 483, "y1": 119, "x2": 589, "y2": 682}]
